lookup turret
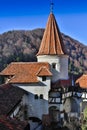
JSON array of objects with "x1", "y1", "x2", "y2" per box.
[{"x1": 37, "y1": 13, "x2": 68, "y2": 82}]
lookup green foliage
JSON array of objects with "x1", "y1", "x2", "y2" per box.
[
  {"x1": 68, "y1": 60, "x2": 83, "y2": 75},
  {"x1": 82, "y1": 107, "x2": 87, "y2": 130},
  {"x1": 84, "y1": 107, "x2": 87, "y2": 120}
]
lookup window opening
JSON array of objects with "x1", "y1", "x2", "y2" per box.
[
  {"x1": 42, "y1": 76, "x2": 46, "y2": 81},
  {"x1": 40, "y1": 94, "x2": 43, "y2": 99},
  {"x1": 35, "y1": 94, "x2": 38, "y2": 99},
  {"x1": 52, "y1": 63, "x2": 56, "y2": 69}
]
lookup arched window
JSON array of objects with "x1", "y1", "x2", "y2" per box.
[
  {"x1": 34, "y1": 94, "x2": 38, "y2": 99},
  {"x1": 40, "y1": 94, "x2": 43, "y2": 99}
]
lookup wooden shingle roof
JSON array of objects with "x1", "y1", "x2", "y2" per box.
[{"x1": 37, "y1": 13, "x2": 66, "y2": 55}]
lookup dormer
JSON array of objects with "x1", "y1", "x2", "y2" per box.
[{"x1": 36, "y1": 66, "x2": 52, "y2": 87}]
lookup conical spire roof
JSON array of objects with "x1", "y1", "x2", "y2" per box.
[{"x1": 37, "y1": 13, "x2": 66, "y2": 55}]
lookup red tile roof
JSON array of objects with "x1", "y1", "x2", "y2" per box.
[
  {"x1": 37, "y1": 13, "x2": 66, "y2": 56},
  {"x1": 52, "y1": 79, "x2": 71, "y2": 88},
  {"x1": 0, "y1": 84, "x2": 25, "y2": 115},
  {"x1": 76, "y1": 74, "x2": 87, "y2": 88},
  {"x1": 10, "y1": 72, "x2": 39, "y2": 83},
  {"x1": 36, "y1": 67, "x2": 52, "y2": 76},
  {"x1": 0, "y1": 115, "x2": 28, "y2": 130},
  {"x1": 0, "y1": 62, "x2": 51, "y2": 83}
]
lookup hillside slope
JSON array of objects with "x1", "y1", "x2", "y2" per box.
[{"x1": 0, "y1": 29, "x2": 87, "y2": 75}]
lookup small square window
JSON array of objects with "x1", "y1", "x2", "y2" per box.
[
  {"x1": 35, "y1": 94, "x2": 38, "y2": 99},
  {"x1": 52, "y1": 63, "x2": 56, "y2": 69},
  {"x1": 40, "y1": 94, "x2": 43, "y2": 99},
  {"x1": 42, "y1": 76, "x2": 46, "y2": 81}
]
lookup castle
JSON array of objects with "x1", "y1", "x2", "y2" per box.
[{"x1": 0, "y1": 9, "x2": 87, "y2": 130}]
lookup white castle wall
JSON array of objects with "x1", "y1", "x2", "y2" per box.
[
  {"x1": 27, "y1": 93, "x2": 48, "y2": 119},
  {"x1": 37, "y1": 55, "x2": 68, "y2": 82},
  {"x1": 12, "y1": 77, "x2": 51, "y2": 120}
]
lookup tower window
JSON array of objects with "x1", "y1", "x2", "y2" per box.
[
  {"x1": 40, "y1": 94, "x2": 43, "y2": 99},
  {"x1": 42, "y1": 76, "x2": 46, "y2": 81},
  {"x1": 34, "y1": 94, "x2": 38, "y2": 99},
  {"x1": 52, "y1": 63, "x2": 56, "y2": 69}
]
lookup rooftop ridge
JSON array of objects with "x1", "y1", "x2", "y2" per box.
[{"x1": 10, "y1": 62, "x2": 50, "y2": 64}]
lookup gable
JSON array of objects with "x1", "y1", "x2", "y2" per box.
[{"x1": 36, "y1": 66, "x2": 52, "y2": 77}]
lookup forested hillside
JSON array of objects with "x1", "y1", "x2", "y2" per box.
[{"x1": 0, "y1": 28, "x2": 87, "y2": 83}]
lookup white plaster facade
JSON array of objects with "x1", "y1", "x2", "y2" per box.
[
  {"x1": 37, "y1": 55, "x2": 68, "y2": 82},
  {"x1": 12, "y1": 76, "x2": 51, "y2": 120}
]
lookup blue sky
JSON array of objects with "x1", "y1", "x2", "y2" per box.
[{"x1": 0, "y1": 0, "x2": 87, "y2": 45}]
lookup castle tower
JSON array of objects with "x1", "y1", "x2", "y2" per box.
[{"x1": 37, "y1": 13, "x2": 68, "y2": 82}]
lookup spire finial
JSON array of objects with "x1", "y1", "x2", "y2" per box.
[{"x1": 50, "y1": 0, "x2": 54, "y2": 13}]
